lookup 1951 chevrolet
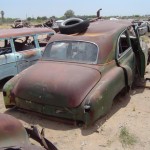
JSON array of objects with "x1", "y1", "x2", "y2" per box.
[
  {"x1": 0, "y1": 28, "x2": 54, "y2": 81},
  {"x1": 3, "y1": 19, "x2": 148, "y2": 126}
]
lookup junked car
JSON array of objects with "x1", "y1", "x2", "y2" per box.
[
  {"x1": 0, "y1": 28, "x2": 54, "y2": 80},
  {"x1": 11, "y1": 19, "x2": 30, "y2": 28},
  {"x1": 0, "y1": 113, "x2": 57, "y2": 150},
  {"x1": 3, "y1": 20, "x2": 148, "y2": 126},
  {"x1": 144, "y1": 20, "x2": 150, "y2": 32},
  {"x1": 133, "y1": 20, "x2": 148, "y2": 35}
]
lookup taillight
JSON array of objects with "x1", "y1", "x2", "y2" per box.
[{"x1": 10, "y1": 92, "x2": 16, "y2": 103}]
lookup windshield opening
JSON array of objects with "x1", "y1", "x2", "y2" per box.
[{"x1": 42, "y1": 41, "x2": 98, "y2": 64}]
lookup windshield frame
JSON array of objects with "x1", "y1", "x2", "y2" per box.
[{"x1": 42, "y1": 40, "x2": 99, "y2": 64}]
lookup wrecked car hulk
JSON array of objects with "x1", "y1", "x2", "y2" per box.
[
  {"x1": 0, "y1": 28, "x2": 55, "y2": 81},
  {"x1": 0, "y1": 113, "x2": 57, "y2": 150},
  {"x1": 3, "y1": 20, "x2": 148, "y2": 126}
]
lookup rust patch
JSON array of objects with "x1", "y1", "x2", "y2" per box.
[{"x1": 19, "y1": 49, "x2": 37, "y2": 58}]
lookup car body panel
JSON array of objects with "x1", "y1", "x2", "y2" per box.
[
  {"x1": 0, "y1": 113, "x2": 29, "y2": 148},
  {"x1": 133, "y1": 20, "x2": 148, "y2": 35},
  {"x1": 11, "y1": 61, "x2": 101, "y2": 108},
  {"x1": 3, "y1": 20, "x2": 148, "y2": 126},
  {"x1": 0, "y1": 113, "x2": 57, "y2": 150}
]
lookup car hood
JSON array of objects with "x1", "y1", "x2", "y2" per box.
[{"x1": 13, "y1": 61, "x2": 101, "y2": 108}]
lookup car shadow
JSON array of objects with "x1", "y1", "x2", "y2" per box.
[
  {"x1": 4, "y1": 93, "x2": 131, "y2": 133},
  {"x1": 4, "y1": 87, "x2": 146, "y2": 134},
  {"x1": 4, "y1": 108, "x2": 78, "y2": 131},
  {"x1": 80, "y1": 93, "x2": 131, "y2": 136},
  {"x1": 81, "y1": 86, "x2": 147, "y2": 136}
]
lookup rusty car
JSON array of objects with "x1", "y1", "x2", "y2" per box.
[
  {"x1": 133, "y1": 20, "x2": 149, "y2": 35},
  {"x1": 0, "y1": 113, "x2": 57, "y2": 150},
  {"x1": 0, "y1": 28, "x2": 55, "y2": 81},
  {"x1": 2, "y1": 20, "x2": 148, "y2": 126},
  {"x1": 11, "y1": 19, "x2": 30, "y2": 28}
]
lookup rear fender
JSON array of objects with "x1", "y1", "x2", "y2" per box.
[{"x1": 82, "y1": 66, "x2": 125, "y2": 125}]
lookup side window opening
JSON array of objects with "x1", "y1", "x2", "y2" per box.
[
  {"x1": 0, "y1": 39, "x2": 12, "y2": 55},
  {"x1": 13, "y1": 36, "x2": 35, "y2": 52},
  {"x1": 118, "y1": 31, "x2": 130, "y2": 57},
  {"x1": 128, "y1": 27, "x2": 138, "y2": 53}
]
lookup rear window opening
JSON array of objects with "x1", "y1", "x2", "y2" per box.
[{"x1": 43, "y1": 41, "x2": 98, "y2": 64}]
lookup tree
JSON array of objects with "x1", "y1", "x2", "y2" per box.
[
  {"x1": 64, "y1": 10, "x2": 75, "y2": 18},
  {"x1": 134, "y1": 15, "x2": 140, "y2": 18},
  {"x1": 41, "y1": 16, "x2": 47, "y2": 21},
  {"x1": 27, "y1": 17, "x2": 32, "y2": 21},
  {"x1": 1, "y1": 10, "x2": 4, "y2": 22}
]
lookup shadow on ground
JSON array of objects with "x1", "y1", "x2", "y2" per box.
[
  {"x1": 4, "y1": 93, "x2": 131, "y2": 133},
  {"x1": 5, "y1": 107, "x2": 78, "y2": 131},
  {"x1": 81, "y1": 93, "x2": 131, "y2": 136},
  {"x1": 4, "y1": 87, "x2": 145, "y2": 135},
  {"x1": 81, "y1": 86, "x2": 147, "y2": 135}
]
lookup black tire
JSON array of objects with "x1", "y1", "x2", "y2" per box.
[{"x1": 59, "y1": 18, "x2": 90, "y2": 34}]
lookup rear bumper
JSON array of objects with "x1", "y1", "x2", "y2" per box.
[{"x1": 5, "y1": 96, "x2": 93, "y2": 126}]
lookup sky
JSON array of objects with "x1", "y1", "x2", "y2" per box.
[{"x1": 0, "y1": 0, "x2": 150, "y2": 19}]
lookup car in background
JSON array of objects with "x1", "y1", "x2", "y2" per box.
[
  {"x1": 145, "y1": 21, "x2": 150, "y2": 32},
  {"x1": 0, "y1": 28, "x2": 55, "y2": 81},
  {"x1": 0, "y1": 113, "x2": 57, "y2": 150},
  {"x1": 11, "y1": 19, "x2": 30, "y2": 28},
  {"x1": 133, "y1": 20, "x2": 148, "y2": 35},
  {"x1": 3, "y1": 19, "x2": 148, "y2": 126},
  {"x1": 51, "y1": 20, "x2": 64, "y2": 33}
]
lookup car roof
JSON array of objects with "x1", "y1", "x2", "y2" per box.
[
  {"x1": 0, "y1": 27, "x2": 55, "y2": 39},
  {"x1": 48, "y1": 20, "x2": 132, "y2": 63}
]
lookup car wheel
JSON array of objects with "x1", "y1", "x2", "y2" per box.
[
  {"x1": 59, "y1": 18, "x2": 90, "y2": 34},
  {"x1": 120, "y1": 86, "x2": 130, "y2": 96}
]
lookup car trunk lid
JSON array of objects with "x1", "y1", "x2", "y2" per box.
[{"x1": 13, "y1": 62, "x2": 101, "y2": 108}]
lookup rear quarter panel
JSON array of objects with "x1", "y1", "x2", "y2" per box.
[{"x1": 82, "y1": 62, "x2": 125, "y2": 125}]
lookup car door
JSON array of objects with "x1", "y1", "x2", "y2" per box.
[
  {"x1": 0, "y1": 38, "x2": 17, "y2": 80},
  {"x1": 116, "y1": 30, "x2": 136, "y2": 87},
  {"x1": 129, "y1": 26, "x2": 147, "y2": 78}
]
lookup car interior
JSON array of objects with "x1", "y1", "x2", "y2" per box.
[
  {"x1": 0, "y1": 39, "x2": 12, "y2": 55},
  {"x1": 13, "y1": 36, "x2": 35, "y2": 52}
]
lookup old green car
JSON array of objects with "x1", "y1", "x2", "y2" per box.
[
  {"x1": 3, "y1": 20, "x2": 148, "y2": 126},
  {"x1": 0, "y1": 28, "x2": 54, "y2": 81}
]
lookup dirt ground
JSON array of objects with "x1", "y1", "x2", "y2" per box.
[{"x1": 1, "y1": 38, "x2": 150, "y2": 150}]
